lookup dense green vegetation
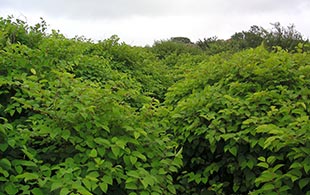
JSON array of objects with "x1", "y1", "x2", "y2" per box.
[{"x1": 0, "y1": 16, "x2": 310, "y2": 194}]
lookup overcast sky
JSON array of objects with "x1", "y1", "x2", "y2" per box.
[{"x1": 1, "y1": 0, "x2": 309, "y2": 46}]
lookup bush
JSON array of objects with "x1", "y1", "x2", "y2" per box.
[
  {"x1": 0, "y1": 17, "x2": 182, "y2": 195},
  {"x1": 165, "y1": 46, "x2": 310, "y2": 194}
]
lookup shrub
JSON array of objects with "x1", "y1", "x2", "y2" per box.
[{"x1": 165, "y1": 46, "x2": 310, "y2": 194}]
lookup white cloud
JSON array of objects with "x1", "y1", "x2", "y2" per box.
[{"x1": 1, "y1": 0, "x2": 309, "y2": 46}]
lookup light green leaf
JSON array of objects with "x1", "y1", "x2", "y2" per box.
[
  {"x1": 299, "y1": 178, "x2": 310, "y2": 189},
  {"x1": 99, "y1": 182, "x2": 108, "y2": 193},
  {"x1": 111, "y1": 146, "x2": 120, "y2": 158},
  {"x1": 30, "y1": 68, "x2": 36, "y2": 75},
  {"x1": 125, "y1": 182, "x2": 138, "y2": 190},
  {"x1": 4, "y1": 183, "x2": 18, "y2": 195},
  {"x1": 59, "y1": 188, "x2": 70, "y2": 195},
  {"x1": 51, "y1": 181, "x2": 63, "y2": 191},
  {"x1": 31, "y1": 188, "x2": 43, "y2": 195},
  {"x1": 229, "y1": 146, "x2": 237, "y2": 157},
  {"x1": 16, "y1": 172, "x2": 39, "y2": 182},
  {"x1": 0, "y1": 158, "x2": 11, "y2": 170},
  {"x1": 61, "y1": 130, "x2": 71, "y2": 141},
  {"x1": 102, "y1": 175, "x2": 113, "y2": 185},
  {"x1": 261, "y1": 183, "x2": 275, "y2": 191},
  {"x1": 0, "y1": 143, "x2": 8, "y2": 152},
  {"x1": 257, "y1": 162, "x2": 269, "y2": 169},
  {"x1": 130, "y1": 156, "x2": 137, "y2": 165},
  {"x1": 89, "y1": 149, "x2": 97, "y2": 158},
  {"x1": 167, "y1": 184, "x2": 176, "y2": 194}
]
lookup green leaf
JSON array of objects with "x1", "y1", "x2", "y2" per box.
[
  {"x1": 76, "y1": 186, "x2": 93, "y2": 195},
  {"x1": 99, "y1": 182, "x2": 108, "y2": 193},
  {"x1": 5, "y1": 183, "x2": 18, "y2": 195},
  {"x1": 31, "y1": 188, "x2": 43, "y2": 195},
  {"x1": 261, "y1": 183, "x2": 275, "y2": 191},
  {"x1": 267, "y1": 156, "x2": 276, "y2": 164},
  {"x1": 111, "y1": 146, "x2": 120, "y2": 158},
  {"x1": 132, "y1": 151, "x2": 147, "y2": 161},
  {"x1": 61, "y1": 130, "x2": 71, "y2": 140},
  {"x1": 12, "y1": 160, "x2": 37, "y2": 167},
  {"x1": 102, "y1": 175, "x2": 113, "y2": 185},
  {"x1": 141, "y1": 191, "x2": 150, "y2": 195},
  {"x1": 89, "y1": 149, "x2": 97, "y2": 158},
  {"x1": 299, "y1": 178, "x2": 310, "y2": 189},
  {"x1": 15, "y1": 166, "x2": 23, "y2": 174},
  {"x1": 127, "y1": 170, "x2": 140, "y2": 178},
  {"x1": 130, "y1": 156, "x2": 137, "y2": 165},
  {"x1": 30, "y1": 68, "x2": 36, "y2": 75},
  {"x1": 141, "y1": 177, "x2": 154, "y2": 189},
  {"x1": 59, "y1": 188, "x2": 70, "y2": 195},
  {"x1": 134, "y1": 132, "x2": 140, "y2": 139},
  {"x1": 0, "y1": 158, "x2": 11, "y2": 170},
  {"x1": 247, "y1": 159, "x2": 255, "y2": 169},
  {"x1": 229, "y1": 146, "x2": 237, "y2": 157},
  {"x1": 140, "y1": 178, "x2": 149, "y2": 189},
  {"x1": 167, "y1": 184, "x2": 176, "y2": 194},
  {"x1": 257, "y1": 162, "x2": 269, "y2": 169},
  {"x1": 16, "y1": 172, "x2": 39, "y2": 182},
  {"x1": 7, "y1": 139, "x2": 16, "y2": 147},
  {"x1": 50, "y1": 181, "x2": 63, "y2": 191},
  {"x1": 272, "y1": 164, "x2": 284, "y2": 172},
  {"x1": 82, "y1": 178, "x2": 92, "y2": 191},
  {"x1": 94, "y1": 138, "x2": 110, "y2": 146},
  {"x1": 233, "y1": 184, "x2": 239, "y2": 192},
  {"x1": 125, "y1": 182, "x2": 138, "y2": 190},
  {"x1": 0, "y1": 143, "x2": 8, "y2": 152}
]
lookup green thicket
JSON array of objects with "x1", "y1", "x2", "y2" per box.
[{"x1": 1, "y1": 16, "x2": 310, "y2": 195}]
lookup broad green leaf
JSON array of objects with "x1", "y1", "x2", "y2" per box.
[
  {"x1": 102, "y1": 175, "x2": 113, "y2": 185},
  {"x1": 0, "y1": 143, "x2": 8, "y2": 152},
  {"x1": 89, "y1": 149, "x2": 97, "y2": 158},
  {"x1": 15, "y1": 166, "x2": 23, "y2": 174},
  {"x1": 111, "y1": 146, "x2": 120, "y2": 158},
  {"x1": 132, "y1": 151, "x2": 147, "y2": 161},
  {"x1": 82, "y1": 178, "x2": 92, "y2": 191},
  {"x1": 233, "y1": 184, "x2": 239, "y2": 192},
  {"x1": 125, "y1": 182, "x2": 138, "y2": 190},
  {"x1": 12, "y1": 160, "x2": 37, "y2": 167},
  {"x1": 59, "y1": 188, "x2": 70, "y2": 195},
  {"x1": 258, "y1": 156, "x2": 266, "y2": 162},
  {"x1": 167, "y1": 184, "x2": 176, "y2": 194},
  {"x1": 0, "y1": 158, "x2": 11, "y2": 170},
  {"x1": 31, "y1": 188, "x2": 43, "y2": 195},
  {"x1": 229, "y1": 146, "x2": 237, "y2": 157},
  {"x1": 50, "y1": 181, "x2": 63, "y2": 191},
  {"x1": 4, "y1": 183, "x2": 18, "y2": 195},
  {"x1": 16, "y1": 172, "x2": 39, "y2": 182},
  {"x1": 298, "y1": 178, "x2": 310, "y2": 189},
  {"x1": 30, "y1": 68, "x2": 36, "y2": 75},
  {"x1": 134, "y1": 132, "x2": 140, "y2": 139},
  {"x1": 130, "y1": 156, "x2": 137, "y2": 165},
  {"x1": 257, "y1": 162, "x2": 269, "y2": 169},
  {"x1": 99, "y1": 182, "x2": 108, "y2": 193},
  {"x1": 267, "y1": 156, "x2": 276, "y2": 164},
  {"x1": 127, "y1": 170, "x2": 140, "y2": 178},
  {"x1": 261, "y1": 183, "x2": 275, "y2": 191}
]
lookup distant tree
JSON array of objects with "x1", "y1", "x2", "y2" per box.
[
  {"x1": 230, "y1": 25, "x2": 266, "y2": 49},
  {"x1": 170, "y1": 37, "x2": 192, "y2": 44},
  {"x1": 196, "y1": 36, "x2": 238, "y2": 55},
  {"x1": 265, "y1": 22, "x2": 306, "y2": 51},
  {"x1": 151, "y1": 38, "x2": 202, "y2": 59}
]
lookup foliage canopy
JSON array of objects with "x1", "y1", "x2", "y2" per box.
[{"x1": 1, "y1": 16, "x2": 310, "y2": 195}]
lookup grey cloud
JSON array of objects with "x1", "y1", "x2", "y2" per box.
[{"x1": 2, "y1": 0, "x2": 308, "y2": 20}]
